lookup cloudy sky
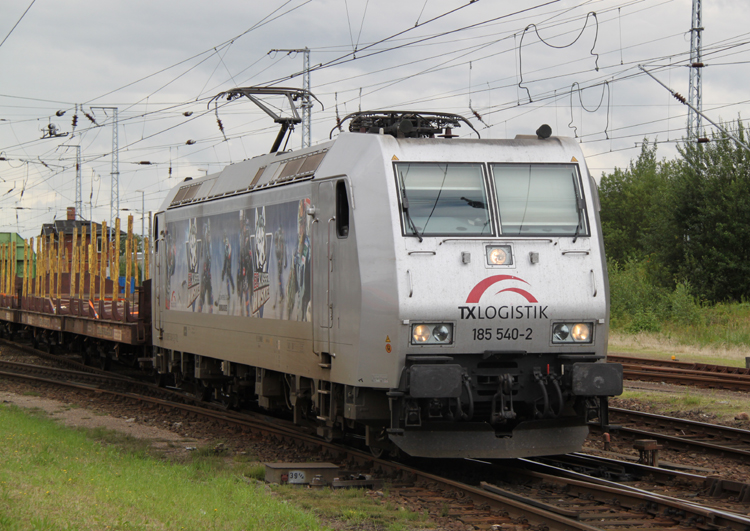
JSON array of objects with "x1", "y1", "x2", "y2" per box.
[{"x1": 1, "y1": 0, "x2": 748, "y2": 237}]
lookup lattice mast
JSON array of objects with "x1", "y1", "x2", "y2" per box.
[
  {"x1": 268, "y1": 48, "x2": 311, "y2": 148},
  {"x1": 687, "y1": 0, "x2": 703, "y2": 141},
  {"x1": 111, "y1": 108, "x2": 119, "y2": 231},
  {"x1": 302, "y1": 47, "x2": 311, "y2": 148},
  {"x1": 92, "y1": 107, "x2": 120, "y2": 232}
]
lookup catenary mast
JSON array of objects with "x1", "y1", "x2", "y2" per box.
[{"x1": 687, "y1": 0, "x2": 703, "y2": 141}]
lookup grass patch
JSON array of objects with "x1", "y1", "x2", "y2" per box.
[
  {"x1": 609, "y1": 330, "x2": 749, "y2": 366},
  {"x1": 0, "y1": 403, "x2": 327, "y2": 531},
  {"x1": 273, "y1": 484, "x2": 435, "y2": 531}
]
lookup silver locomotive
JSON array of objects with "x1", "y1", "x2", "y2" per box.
[{"x1": 151, "y1": 89, "x2": 622, "y2": 458}]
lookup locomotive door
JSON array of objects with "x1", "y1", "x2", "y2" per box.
[
  {"x1": 154, "y1": 212, "x2": 164, "y2": 336},
  {"x1": 312, "y1": 181, "x2": 335, "y2": 355}
]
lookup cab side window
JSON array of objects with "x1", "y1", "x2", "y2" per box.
[{"x1": 336, "y1": 180, "x2": 350, "y2": 238}]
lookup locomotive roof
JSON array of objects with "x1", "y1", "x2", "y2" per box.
[
  {"x1": 161, "y1": 130, "x2": 588, "y2": 212},
  {"x1": 164, "y1": 141, "x2": 335, "y2": 210}
]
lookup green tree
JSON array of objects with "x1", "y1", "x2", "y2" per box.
[
  {"x1": 672, "y1": 119, "x2": 750, "y2": 301},
  {"x1": 598, "y1": 140, "x2": 671, "y2": 265}
]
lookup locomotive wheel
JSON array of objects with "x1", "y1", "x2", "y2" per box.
[
  {"x1": 100, "y1": 354, "x2": 111, "y2": 371},
  {"x1": 369, "y1": 445, "x2": 385, "y2": 459},
  {"x1": 194, "y1": 381, "x2": 210, "y2": 402}
]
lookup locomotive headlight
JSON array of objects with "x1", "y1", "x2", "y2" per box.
[
  {"x1": 432, "y1": 324, "x2": 452, "y2": 342},
  {"x1": 552, "y1": 322, "x2": 593, "y2": 344},
  {"x1": 571, "y1": 323, "x2": 591, "y2": 342},
  {"x1": 412, "y1": 324, "x2": 431, "y2": 343},
  {"x1": 411, "y1": 323, "x2": 453, "y2": 345},
  {"x1": 486, "y1": 245, "x2": 513, "y2": 266},
  {"x1": 552, "y1": 323, "x2": 570, "y2": 342}
]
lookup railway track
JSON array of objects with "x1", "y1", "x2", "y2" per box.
[
  {"x1": 3, "y1": 341, "x2": 750, "y2": 530},
  {"x1": 481, "y1": 459, "x2": 750, "y2": 529},
  {"x1": 609, "y1": 354, "x2": 750, "y2": 392},
  {"x1": 533, "y1": 453, "x2": 750, "y2": 514},
  {"x1": 605, "y1": 407, "x2": 750, "y2": 463}
]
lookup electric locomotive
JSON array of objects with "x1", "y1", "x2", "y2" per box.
[{"x1": 150, "y1": 88, "x2": 623, "y2": 458}]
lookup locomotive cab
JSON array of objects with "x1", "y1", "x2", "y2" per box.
[{"x1": 330, "y1": 112, "x2": 623, "y2": 458}]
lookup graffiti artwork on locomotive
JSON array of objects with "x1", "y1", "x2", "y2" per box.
[
  {"x1": 0, "y1": 87, "x2": 623, "y2": 459},
  {"x1": 163, "y1": 199, "x2": 311, "y2": 321}
]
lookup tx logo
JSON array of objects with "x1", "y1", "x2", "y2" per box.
[{"x1": 459, "y1": 275, "x2": 548, "y2": 320}]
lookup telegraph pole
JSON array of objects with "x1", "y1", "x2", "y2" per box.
[
  {"x1": 687, "y1": 0, "x2": 703, "y2": 141},
  {"x1": 268, "y1": 47, "x2": 311, "y2": 148}
]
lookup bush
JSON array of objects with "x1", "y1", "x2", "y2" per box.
[
  {"x1": 608, "y1": 257, "x2": 667, "y2": 327},
  {"x1": 667, "y1": 281, "x2": 701, "y2": 325},
  {"x1": 609, "y1": 259, "x2": 702, "y2": 331},
  {"x1": 625, "y1": 309, "x2": 662, "y2": 333}
]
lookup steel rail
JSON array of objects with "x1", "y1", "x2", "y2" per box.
[
  {"x1": 503, "y1": 460, "x2": 750, "y2": 529},
  {"x1": 609, "y1": 354, "x2": 750, "y2": 376},
  {"x1": 623, "y1": 368, "x2": 750, "y2": 392},
  {"x1": 533, "y1": 452, "x2": 750, "y2": 507},
  {"x1": 608, "y1": 407, "x2": 750, "y2": 460}
]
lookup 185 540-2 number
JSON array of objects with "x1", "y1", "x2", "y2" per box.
[{"x1": 472, "y1": 327, "x2": 532, "y2": 341}]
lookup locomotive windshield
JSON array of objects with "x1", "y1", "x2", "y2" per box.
[
  {"x1": 490, "y1": 163, "x2": 588, "y2": 236},
  {"x1": 395, "y1": 162, "x2": 491, "y2": 237}
]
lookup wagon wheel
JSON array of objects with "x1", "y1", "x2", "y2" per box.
[{"x1": 99, "y1": 350, "x2": 111, "y2": 371}]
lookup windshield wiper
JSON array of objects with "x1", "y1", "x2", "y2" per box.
[
  {"x1": 401, "y1": 188, "x2": 423, "y2": 242},
  {"x1": 460, "y1": 196, "x2": 486, "y2": 209},
  {"x1": 572, "y1": 197, "x2": 585, "y2": 243}
]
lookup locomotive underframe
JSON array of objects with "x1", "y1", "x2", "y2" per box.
[{"x1": 150, "y1": 344, "x2": 620, "y2": 458}]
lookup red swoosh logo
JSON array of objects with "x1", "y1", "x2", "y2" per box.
[
  {"x1": 465, "y1": 275, "x2": 531, "y2": 303},
  {"x1": 495, "y1": 287, "x2": 538, "y2": 303}
]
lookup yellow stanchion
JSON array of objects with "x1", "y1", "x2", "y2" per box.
[
  {"x1": 22, "y1": 240, "x2": 28, "y2": 299},
  {"x1": 79, "y1": 225, "x2": 86, "y2": 299},
  {"x1": 114, "y1": 218, "x2": 121, "y2": 299},
  {"x1": 71, "y1": 227, "x2": 78, "y2": 298},
  {"x1": 125, "y1": 216, "x2": 132, "y2": 300},
  {"x1": 56, "y1": 239, "x2": 62, "y2": 300},
  {"x1": 11, "y1": 240, "x2": 16, "y2": 299},
  {"x1": 1, "y1": 243, "x2": 7, "y2": 296},
  {"x1": 100, "y1": 221, "x2": 107, "y2": 301},
  {"x1": 144, "y1": 236, "x2": 150, "y2": 282},
  {"x1": 46, "y1": 234, "x2": 53, "y2": 298},
  {"x1": 89, "y1": 239, "x2": 96, "y2": 303}
]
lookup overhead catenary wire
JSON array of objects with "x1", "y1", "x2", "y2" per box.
[{"x1": 0, "y1": 0, "x2": 37, "y2": 50}]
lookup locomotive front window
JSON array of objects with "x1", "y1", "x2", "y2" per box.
[
  {"x1": 395, "y1": 162, "x2": 491, "y2": 237},
  {"x1": 490, "y1": 163, "x2": 588, "y2": 236}
]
